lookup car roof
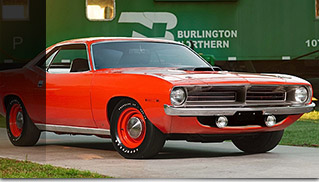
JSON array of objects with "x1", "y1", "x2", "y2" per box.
[{"x1": 55, "y1": 37, "x2": 182, "y2": 46}]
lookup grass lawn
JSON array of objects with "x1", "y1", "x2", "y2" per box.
[
  {"x1": 0, "y1": 158, "x2": 110, "y2": 178},
  {"x1": 280, "y1": 119, "x2": 319, "y2": 147}
]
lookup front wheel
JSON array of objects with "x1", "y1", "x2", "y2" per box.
[
  {"x1": 110, "y1": 99, "x2": 165, "y2": 159},
  {"x1": 232, "y1": 130, "x2": 284, "y2": 154},
  {"x1": 6, "y1": 99, "x2": 41, "y2": 146}
]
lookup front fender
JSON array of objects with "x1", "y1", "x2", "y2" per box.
[{"x1": 91, "y1": 73, "x2": 173, "y2": 133}]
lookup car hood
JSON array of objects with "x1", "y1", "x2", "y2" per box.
[{"x1": 106, "y1": 67, "x2": 309, "y2": 86}]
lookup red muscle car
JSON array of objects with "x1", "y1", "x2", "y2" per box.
[{"x1": 0, "y1": 37, "x2": 315, "y2": 158}]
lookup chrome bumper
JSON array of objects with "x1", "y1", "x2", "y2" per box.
[{"x1": 164, "y1": 103, "x2": 316, "y2": 116}]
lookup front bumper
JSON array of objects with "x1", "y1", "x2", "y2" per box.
[{"x1": 164, "y1": 102, "x2": 316, "y2": 116}]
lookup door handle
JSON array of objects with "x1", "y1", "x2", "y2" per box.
[{"x1": 38, "y1": 80, "x2": 44, "y2": 88}]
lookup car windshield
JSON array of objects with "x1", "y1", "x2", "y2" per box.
[{"x1": 91, "y1": 41, "x2": 210, "y2": 69}]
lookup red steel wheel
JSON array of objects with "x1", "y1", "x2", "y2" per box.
[
  {"x1": 117, "y1": 107, "x2": 146, "y2": 149},
  {"x1": 8, "y1": 103, "x2": 24, "y2": 138},
  {"x1": 6, "y1": 98, "x2": 41, "y2": 146},
  {"x1": 110, "y1": 99, "x2": 166, "y2": 159}
]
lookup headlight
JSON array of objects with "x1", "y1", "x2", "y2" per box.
[
  {"x1": 294, "y1": 87, "x2": 308, "y2": 103},
  {"x1": 170, "y1": 87, "x2": 186, "y2": 106}
]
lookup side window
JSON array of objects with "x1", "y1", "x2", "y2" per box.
[
  {"x1": 86, "y1": 0, "x2": 115, "y2": 21},
  {"x1": 1, "y1": 0, "x2": 29, "y2": 21},
  {"x1": 34, "y1": 49, "x2": 58, "y2": 71},
  {"x1": 47, "y1": 45, "x2": 89, "y2": 74},
  {"x1": 45, "y1": 50, "x2": 59, "y2": 69}
]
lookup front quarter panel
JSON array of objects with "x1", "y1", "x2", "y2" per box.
[{"x1": 91, "y1": 72, "x2": 173, "y2": 133}]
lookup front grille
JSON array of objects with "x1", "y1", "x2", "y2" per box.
[
  {"x1": 184, "y1": 85, "x2": 289, "y2": 107},
  {"x1": 186, "y1": 86, "x2": 240, "y2": 106},
  {"x1": 246, "y1": 86, "x2": 286, "y2": 102},
  {"x1": 187, "y1": 91, "x2": 236, "y2": 102}
]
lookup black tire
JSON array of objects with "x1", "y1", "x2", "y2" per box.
[
  {"x1": 6, "y1": 98, "x2": 41, "y2": 146},
  {"x1": 110, "y1": 99, "x2": 166, "y2": 159},
  {"x1": 232, "y1": 130, "x2": 284, "y2": 154}
]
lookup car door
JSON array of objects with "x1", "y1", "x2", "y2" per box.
[{"x1": 46, "y1": 44, "x2": 96, "y2": 128}]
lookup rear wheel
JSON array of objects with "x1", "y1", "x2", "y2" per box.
[
  {"x1": 6, "y1": 99, "x2": 41, "y2": 146},
  {"x1": 110, "y1": 99, "x2": 165, "y2": 159},
  {"x1": 232, "y1": 130, "x2": 284, "y2": 154}
]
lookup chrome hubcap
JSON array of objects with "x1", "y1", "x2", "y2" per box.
[
  {"x1": 16, "y1": 111, "x2": 24, "y2": 129},
  {"x1": 127, "y1": 117, "x2": 143, "y2": 139}
]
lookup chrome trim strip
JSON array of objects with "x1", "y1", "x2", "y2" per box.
[
  {"x1": 35, "y1": 124, "x2": 110, "y2": 135},
  {"x1": 164, "y1": 102, "x2": 315, "y2": 116},
  {"x1": 179, "y1": 102, "x2": 290, "y2": 107}
]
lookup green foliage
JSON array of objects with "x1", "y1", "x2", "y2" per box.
[
  {"x1": 299, "y1": 111, "x2": 319, "y2": 122},
  {"x1": 280, "y1": 120, "x2": 319, "y2": 147},
  {"x1": 0, "y1": 115, "x2": 5, "y2": 128},
  {"x1": 0, "y1": 158, "x2": 110, "y2": 178}
]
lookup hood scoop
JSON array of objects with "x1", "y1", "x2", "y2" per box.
[
  {"x1": 194, "y1": 67, "x2": 214, "y2": 71},
  {"x1": 177, "y1": 67, "x2": 217, "y2": 71}
]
